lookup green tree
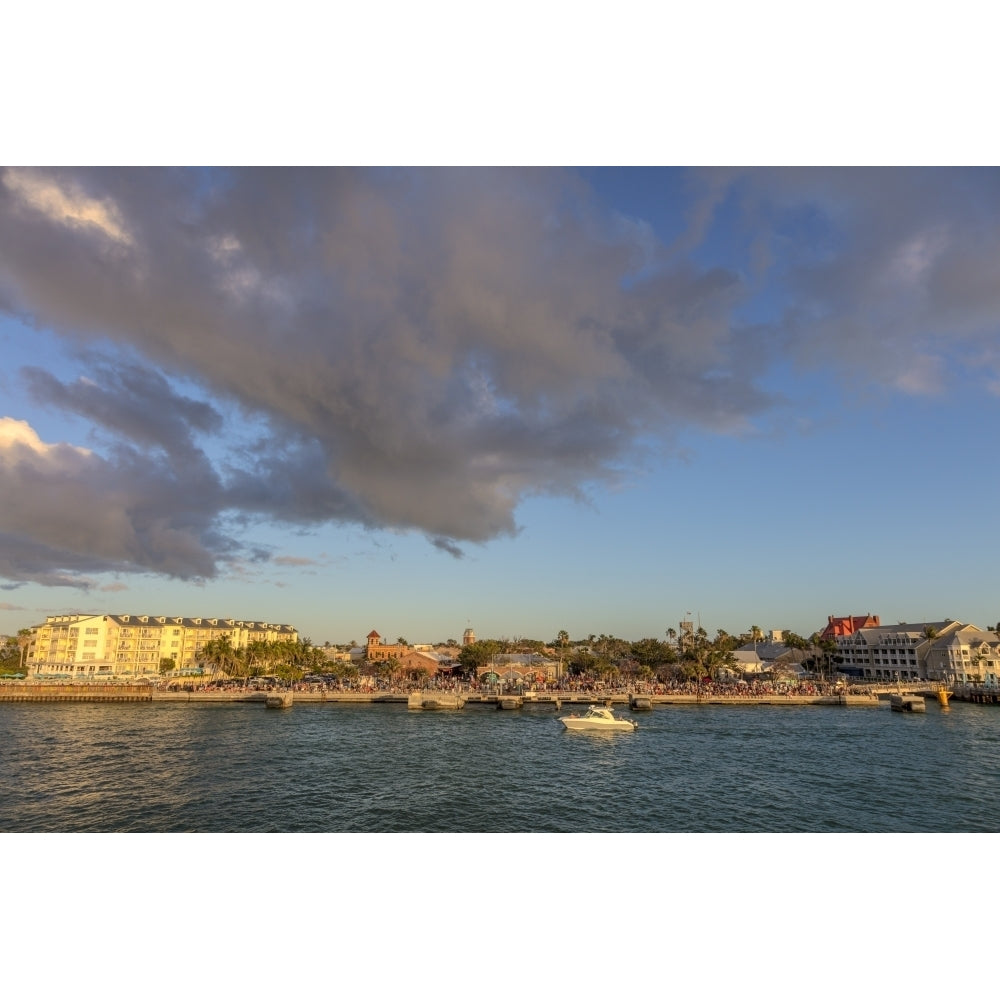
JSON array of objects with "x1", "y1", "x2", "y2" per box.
[
  {"x1": 17, "y1": 628, "x2": 31, "y2": 673},
  {"x1": 630, "y1": 637, "x2": 676, "y2": 668},
  {"x1": 0, "y1": 636, "x2": 21, "y2": 675},
  {"x1": 456, "y1": 639, "x2": 502, "y2": 679},
  {"x1": 555, "y1": 629, "x2": 570, "y2": 680},
  {"x1": 681, "y1": 627, "x2": 736, "y2": 681},
  {"x1": 201, "y1": 635, "x2": 238, "y2": 677},
  {"x1": 0, "y1": 629, "x2": 31, "y2": 675},
  {"x1": 159, "y1": 657, "x2": 176, "y2": 676},
  {"x1": 567, "y1": 650, "x2": 597, "y2": 676},
  {"x1": 782, "y1": 631, "x2": 809, "y2": 652}
]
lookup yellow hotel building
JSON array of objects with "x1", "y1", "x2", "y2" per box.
[{"x1": 25, "y1": 613, "x2": 298, "y2": 680}]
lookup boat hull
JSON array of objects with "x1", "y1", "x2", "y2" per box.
[{"x1": 560, "y1": 715, "x2": 637, "y2": 732}]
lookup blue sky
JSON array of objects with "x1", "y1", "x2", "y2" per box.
[{"x1": 2, "y1": 166, "x2": 998, "y2": 645}]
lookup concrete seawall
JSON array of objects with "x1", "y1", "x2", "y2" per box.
[{"x1": 0, "y1": 685, "x2": 880, "y2": 707}]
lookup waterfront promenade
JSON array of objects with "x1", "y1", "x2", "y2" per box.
[
  {"x1": 1, "y1": 679, "x2": 984, "y2": 708},
  {"x1": 0, "y1": 683, "x2": 882, "y2": 707}
]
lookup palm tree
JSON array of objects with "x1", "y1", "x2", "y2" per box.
[
  {"x1": 201, "y1": 635, "x2": 238, "y2": 678},
  {"x1": 557, "y1": 630, "x2": 569, "y2": 681},
  {"x1": 17, "y1": 628, "x2": 31, "y2": 674}
]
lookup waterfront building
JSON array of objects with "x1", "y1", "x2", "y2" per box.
[
  {"x1": 923, "y1": 625, "x2": 1000, "y2": 687},
  {"x1": 25, "y1": 613, "x2": 298, "y2": 680},
  {"x1": 832, "y1": 619, "x2": 963, "y2": 681},
  {"x1": 361, "y1": 631, "x2": 456, "y2": 677},
  {"x1": 364, "y1": 630, "x2": 410, "y2": 662},
  {"x1": 731, "y1": 649, "x2": 763, "y2": 675},
  {"x1": 491, "y1": 652, "x2": 558, "y2": 683},
  {"x1": 733, "y1": 637, "x2": 808, "y2": 677},
  {"x1": 818, "y1": 613, "x2": 881, "y2": 641},
  {"x1": 397, "y1": 648, "x2": 450, "y2": 676},
  {"x1": 363, "y1": 630, "x2": 462, "y2": 677}
]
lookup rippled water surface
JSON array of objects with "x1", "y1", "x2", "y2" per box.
[{"x1": 2, "y1": 700, "x2": 999, "y2": 831}]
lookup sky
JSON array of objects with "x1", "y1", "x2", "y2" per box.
[{"x1": 3, "y1": 164, "x2": 998, "y2": 645}]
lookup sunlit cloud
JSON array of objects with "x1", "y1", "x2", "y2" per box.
[{"x1": 2, "y1": 168, "x2": 132, "y2": 245}]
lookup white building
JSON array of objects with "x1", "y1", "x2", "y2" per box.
[
  {"x1": 924, "y1": 625, "x2": 1000, "y2": 687},
  {"x1": 833, "y1": 620, "x2": 964, "y2": 681}
]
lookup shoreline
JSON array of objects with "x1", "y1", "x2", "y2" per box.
[{"x1": 0, "y1": 684, "x2": 886, "y2": 707}]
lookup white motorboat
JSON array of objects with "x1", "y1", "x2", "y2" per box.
[{"x1": 559, "y1": 705, "x2": 638, "y2": 732}]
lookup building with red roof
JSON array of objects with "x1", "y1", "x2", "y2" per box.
[{"x1": 818, "y1": 613, "x2": 880, "y2": 642}]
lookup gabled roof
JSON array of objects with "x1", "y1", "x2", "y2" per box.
[
  {"x1": 819, "y1": 614, "x2": 880, "y2": 640},
  {"x1": 735, "y1": 641, "x2": 805, "y2": 664}
]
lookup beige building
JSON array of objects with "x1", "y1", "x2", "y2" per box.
[
  {"x1": 833, "y1": 620, "x2": 965, "y2": 681},
  {"x1": 924, "y1": 625, "x2": 1000, "y2": 687},
  {"x1": 26, "y1": 613, "x2": 298, "y2": 680}
]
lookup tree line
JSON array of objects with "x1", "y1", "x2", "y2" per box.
[
  {"x1": 167, "y1": 636, "x2": 330, "y2": 681},
  {"x1": 0, "y1": 630, "x2": 31, "y2": 676},
  {"x1": 453, "y1": 627, "x2": 841, "y2": 683}
]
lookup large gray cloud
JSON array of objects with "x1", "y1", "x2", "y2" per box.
[{"x1": 0, "y1": 166, "x2": 997, "y2": 587}]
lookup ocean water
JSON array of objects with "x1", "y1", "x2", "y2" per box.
[{"x1": 2, "y1": 699, "x2": 998, "y2": 832}]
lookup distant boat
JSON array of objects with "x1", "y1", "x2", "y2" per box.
[
  {"x1": 890, "y1": 694, "x2": 925, "y2": 713},
  {"x1": 630, "y1": 695, "x2": 653, "y2": 711},
  {"x1": 266, "y1": 692, "x2": 293, "y2": 709}
]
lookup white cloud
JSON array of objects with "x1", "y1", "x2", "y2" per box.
[
  {"x1": 2, "y1": 168, "x2": 132, "y2": 246},
  {"x1": 0, "y1": 416, "x2": 91, "y2": 458}
]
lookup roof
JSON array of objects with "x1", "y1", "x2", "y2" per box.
[
  {"x1": 735, "y1": 641, "x2": 806, "y2": 664},
  {"x1": 819, "y1": 614, "x2": 880, "y2": 640},
  {"x1": 37, "y1": 614, "x2": 297, "y2": 632},
  {"x1": 935, "y1": 625, "x2": 1000, "y2": 648},
  {"x1": 841, "y1": 621, "x2": 958, "y2": 644}
]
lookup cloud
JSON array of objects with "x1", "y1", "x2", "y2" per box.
[
  {"x1": 0, "y1": 416, "x2": 90, "y2": 457},
  {"x1": 718, "y1": 167, "x2": 1000, "y2": 380},
  {"x1": 2, "y1": 168, "x2": 132, "y2": 246},
  {"x1": 890, "y1": 354, "x2": 946, "y2": 396},
  {"x1": 0, "y1": 412, "x2": 235, "y2": 586},
  {"x1": 0, "y1": 602, "x2": 26, "y2": 611},
  {"x1": 0, "y1": 167, "x2": 998, "y2": 587}
]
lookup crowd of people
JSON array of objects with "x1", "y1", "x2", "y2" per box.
[{"x1": 174, "y1": 672, "x2": 877, "y2": 698}]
